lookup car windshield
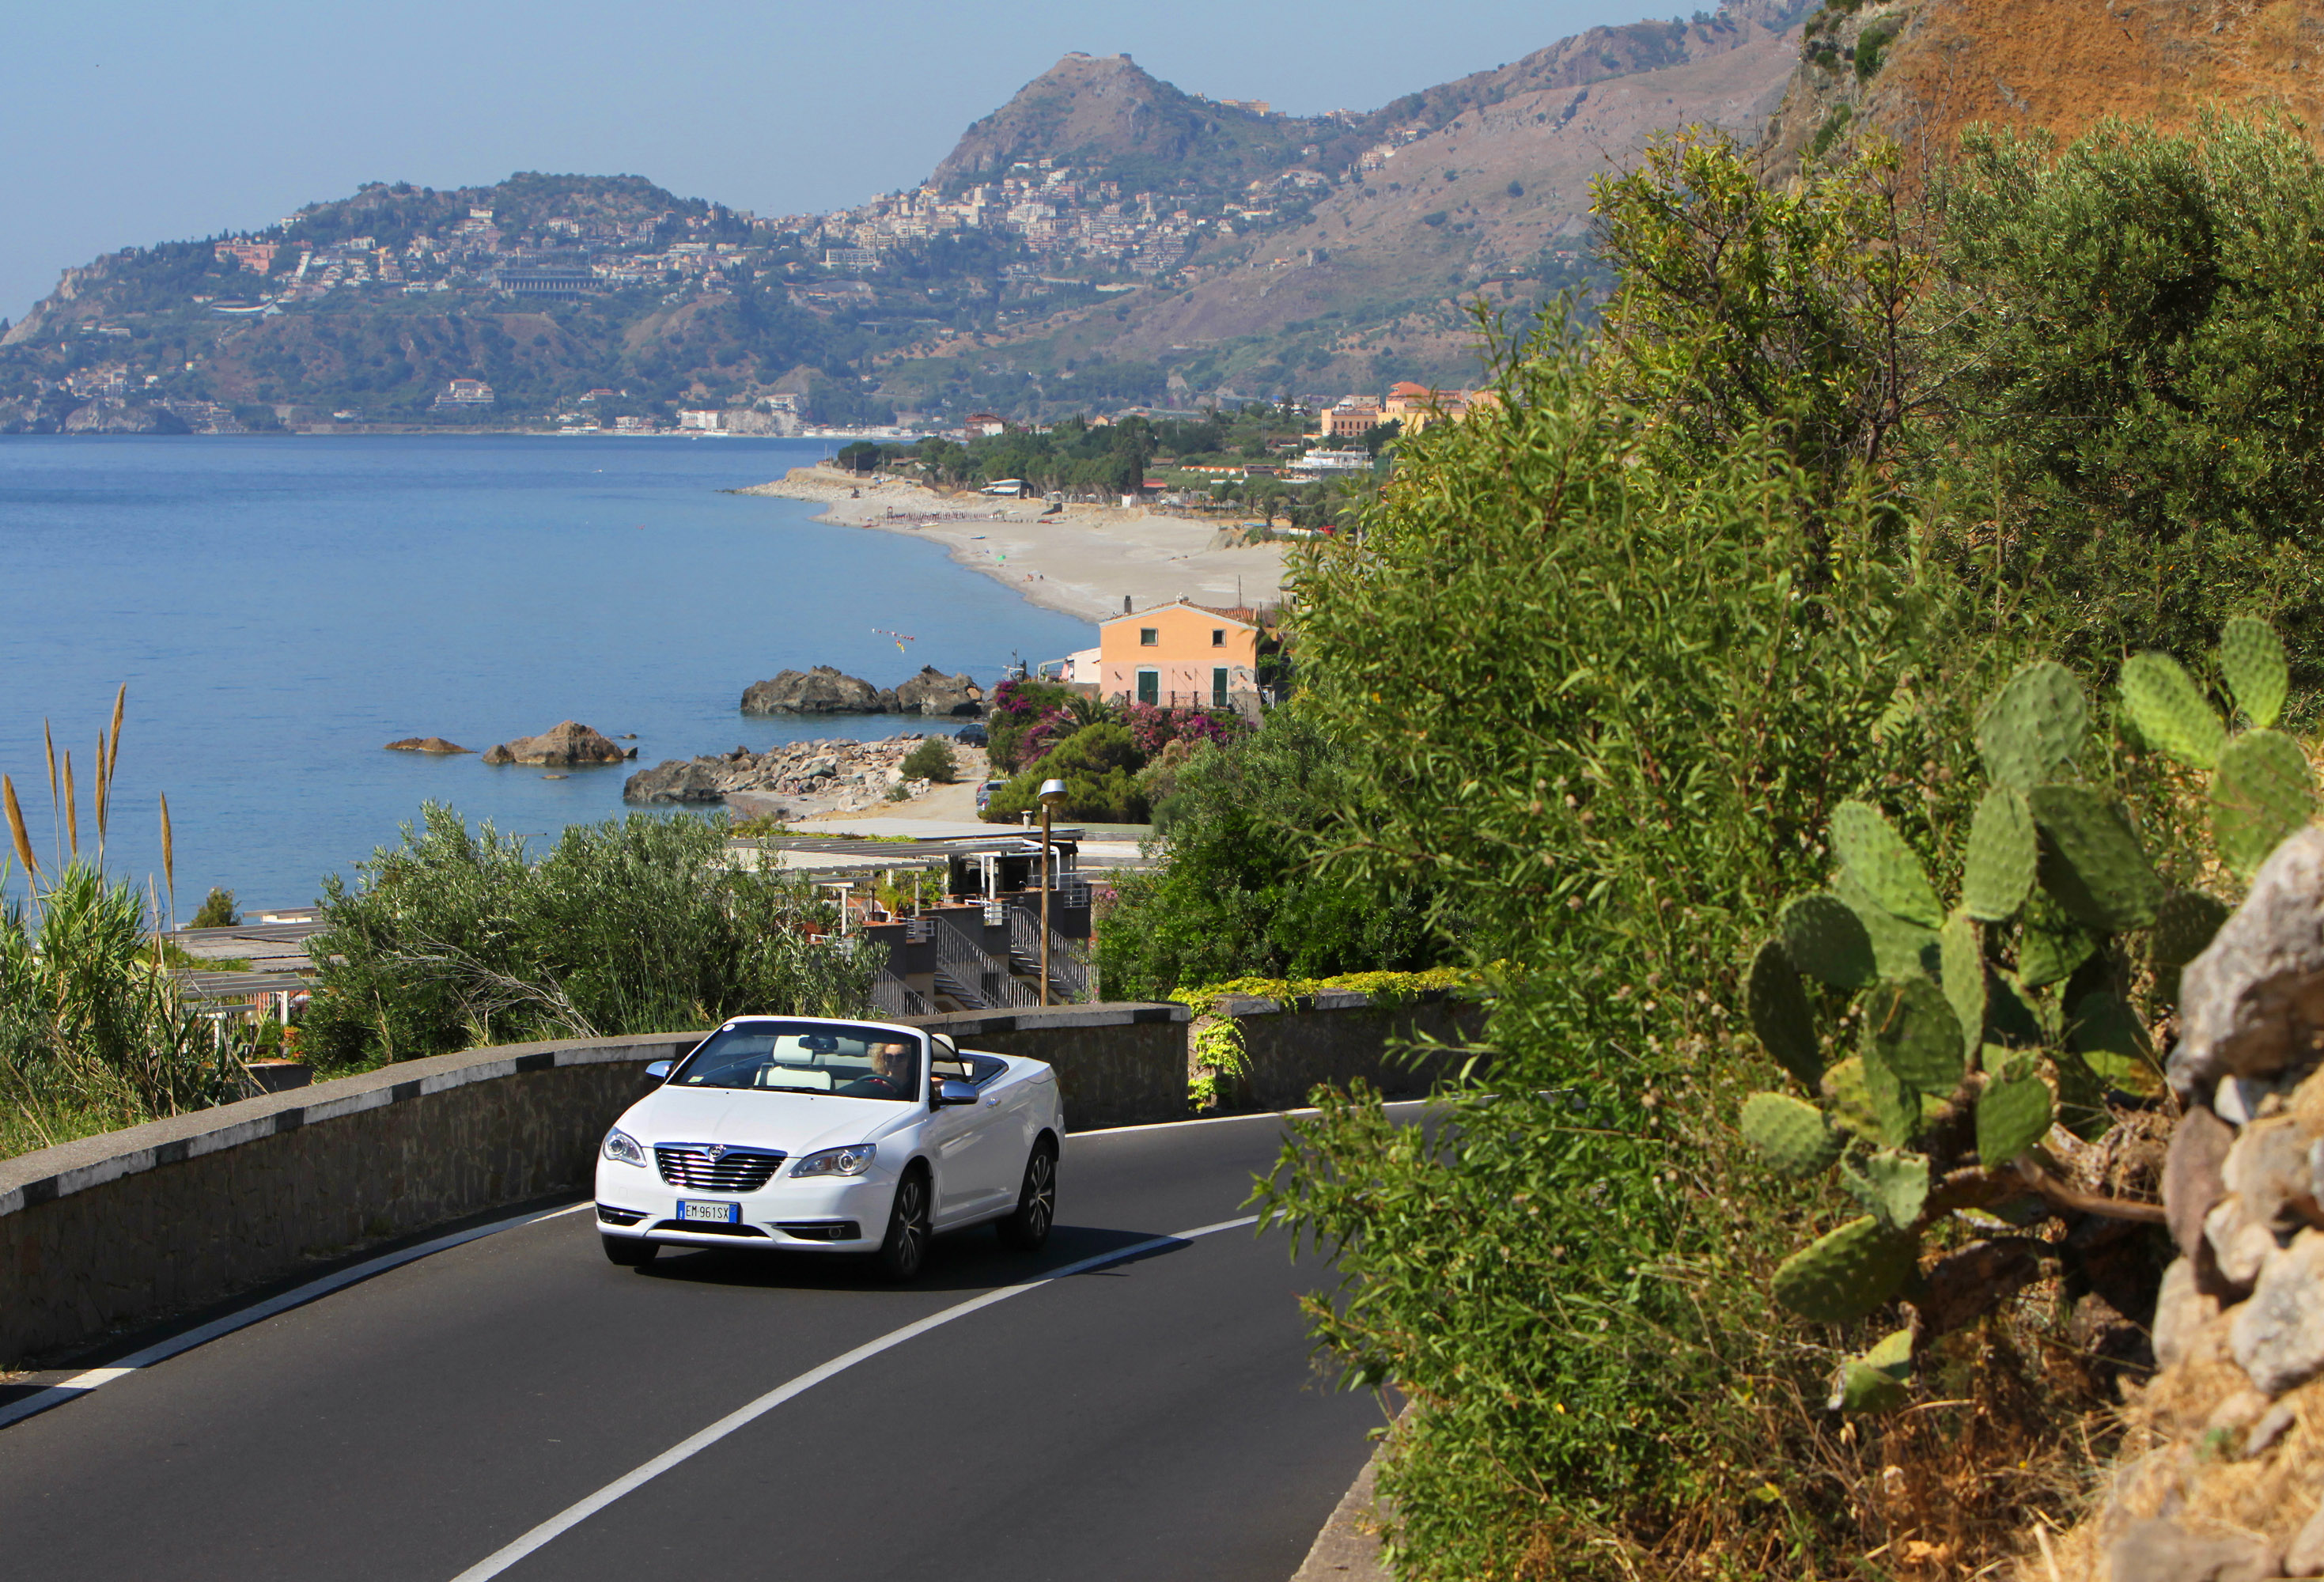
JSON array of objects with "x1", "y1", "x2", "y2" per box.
[{"x1": 673, "y1": 1022, "x2": 922, "y2": 1102}]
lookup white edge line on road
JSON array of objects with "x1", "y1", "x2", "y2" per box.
[
  {"x1": 447, "y1": 1213, "x2": 1264, "y2": 1582},
  {"x1": 0, "y1": 1202, "x2": 594, "y2": 1433}
]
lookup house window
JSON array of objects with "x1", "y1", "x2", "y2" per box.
[
  {"x1": 1137, "y1": 670, "x2": 1159, "y2": 706},
  {"x1": 1212, "y1": 668, "x2": 1228, "y2": 708},
  {"x1": 1139, "y1": 627, "x2": 1159, "y2": 646},
  {"x1": 1210, "y1": 629, "x2": 1224, "y2": 647}
]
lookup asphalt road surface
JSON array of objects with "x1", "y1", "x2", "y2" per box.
[{"x1": 0, "y1": 1107, "x2": 1398, "y2": 1582}]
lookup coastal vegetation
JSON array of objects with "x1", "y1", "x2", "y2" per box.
[
  {"x1": 977, "y1": 682, "x2": 1249, "y2": 825},
  {"x1": 1074, "y1": 115, "x2": 2324, "y2": 1578},
  {"x1": 297, "y1": 804, "x2": 873, "y2": 1069}
]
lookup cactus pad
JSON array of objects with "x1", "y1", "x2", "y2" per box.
[
  {"x1": 2050, "y1": 1047, "x2": 2113, "y2": 1141},
  {"x1": 2031, "y1": 784, "x2": 2164, "y2": 931},
  {"x1": 1772, "y1": 1215, "x2": 1921, "y2": 1323},
  {"x1": 2069, "y1": 988, "x2": 2161, "y2": 1094},
  {"x1": 2150, "y1": 889, "x2": 2231, "y2": 1008},
  {"x1": 1939, "y1": 911, "x2": 1983, "y2": 1062},
  {"x1": 1820, "y1": 1057, "x2": 1878, "y2": 1138},
  {"x1": 1864, "y1": 977, "x2": 1967, "y2": 1096},
  {"x1": 1831, "y1": 800, "x2": 1942, "y2": 928},
  {"x1": 2119, "y1": 653, "x2": 2225, "y2": 772},
  {"x1": 1975, "y1": 661, "x2": 2085, "y2": 789},
  {"x1": 1963, "y1": 788, "x2": 2037, "y2": 922},
  {"x1": 1975, "y1": 1070, "x2": 2053, "y2": 1164},
  {"x1": 1778, "y1": 892, "x2": 1877, "y2": 989},
  {"x1": 1831, "y1": 1327, "x2": 1914, "y2": 1414},
  {"x1": 2213, "y1": 728, "x2": 2314, "y2": 881},
  {"x1": 1834, "y1": 870, "x2": 1941, "y2": 980},
  {"x1": 2220, "y1": 615, "x2": 2289, "y2": 729},
  {"x1": 1747, "y1": 939, "x2": 1823, "y2": 1088},
  {"x1": 1858, "y1": 1037, "x2": 1922, "y2": 1147},
  {"x1": 2018, "y1": 889, "x2": 2095, "y2": 989},
  {"x1": 1740, "y1": 1092, "x2": 1844, "y2": 1175},
  {"x1": 1844, "y1": 1149, "x2": 1931, "y2": 1229}
]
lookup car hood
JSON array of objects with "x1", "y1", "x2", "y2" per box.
[{"x1": 619, "y1": 1084, "x2": 914, "y2": 1156}]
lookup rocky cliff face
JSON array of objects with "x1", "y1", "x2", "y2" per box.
[{"x1": 1761, "y1": 0, "x2": 2324, "y2": 184}]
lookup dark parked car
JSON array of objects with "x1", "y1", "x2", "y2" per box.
[{"x1": 954, "y1": 723, "x2": 989, "y2": 747}]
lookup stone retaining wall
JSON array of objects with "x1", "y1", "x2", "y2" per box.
[{"x1": 1208, "y1": 988, "x2": 1489, "y2": 1111}]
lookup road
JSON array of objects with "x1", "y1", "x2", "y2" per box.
[{"x1": 0, "y1": 1108, "x2": 1395, "y2": 1581}]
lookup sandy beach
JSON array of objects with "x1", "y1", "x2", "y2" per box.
[{"x1": 736, "y1": 465, "x2": 1289, "y2": 623}]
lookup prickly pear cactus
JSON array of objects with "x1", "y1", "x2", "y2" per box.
[
  {"x1": 2117, "y1": 620, "x2": 2315, "y2": 880},
  {"x1": 1735, "y1": 627, "x2": 2274, "y2": 1410},
  {"x1": 1740, "y1": 1092, "x2": 1844, "y2": 1175}
]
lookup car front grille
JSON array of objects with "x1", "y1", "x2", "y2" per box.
[{"x1": 656, "y1": 1143, "x2": 787, "y2": 1192}]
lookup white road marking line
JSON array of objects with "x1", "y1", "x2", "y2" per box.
[
  {"x1": 448, "y1": 1213, "x2": 1264, "y2": 1582},
  {"x1": 0, "y1": 1202, "x2": 593, "y2": 1433}
]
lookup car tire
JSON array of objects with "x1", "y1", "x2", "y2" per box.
[
  {"x1": 876, "y1": 1168, "x2": 931, "y2": 1281},
  {"x1": 603, "y1": 1234, "x2": 657, "y2": 1267},
  {"x1": 997, "y1": 1141, "x2": 1057, "y2": 1251}
]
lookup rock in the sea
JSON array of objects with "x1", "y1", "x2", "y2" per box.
[
  {"x1": 623, "y1": 759, "x2": 726, "y2": 804},
  {"x1": 2173, "y1": 827, "x2": 2324, "y2": 1098},
  {"x1": 384, "y1": 736, "x2": 475, "y2": 755},
  {"x1": 482, "y1": 721, "x2": 627, "y2": 767},
  {"x1": 740, "y1": 667, "x2": 888, "y2": 715},
  {"x1": 891, "y1": 665, "x2": 986, "y2": 717}
]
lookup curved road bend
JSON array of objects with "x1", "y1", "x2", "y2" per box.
[{"x1": 0, "y1": 1106, "x2": 1410, "y2": 1582}]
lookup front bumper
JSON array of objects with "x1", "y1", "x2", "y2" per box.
[{"x1": 593, "y1": 1160, "x2": 894, "y2": 1252}]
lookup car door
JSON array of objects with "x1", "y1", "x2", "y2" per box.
[{"x1": 929, "y1": 1058, "x2": 1024, "y2": 1223}]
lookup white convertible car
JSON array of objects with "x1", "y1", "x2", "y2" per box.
[{"x1": 593, "y1": 1016, "x2": 1064, "y2": 1280}]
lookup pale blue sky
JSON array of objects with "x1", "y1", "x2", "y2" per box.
[{"x1": 0, "y1": 0, "x2": 1675, "y2": 320}]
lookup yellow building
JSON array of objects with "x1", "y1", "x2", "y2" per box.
[{"x1": 1099, "y1": 600, "x2": 1262, "y2": 711}]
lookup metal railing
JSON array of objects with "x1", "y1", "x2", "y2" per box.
[
  {"x1": 1005, "y1": 905, "x2": 1094, "y2": 1004},
  {"x1": 931, "y1": 913, "x2": 1037, "y2": 1011}
]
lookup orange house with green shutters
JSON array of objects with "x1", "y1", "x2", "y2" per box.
[{"x1": 1098, "y1": 600, "x2": 1262, "y2": 712}]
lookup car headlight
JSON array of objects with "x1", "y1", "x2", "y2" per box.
[
  {"x1": 602, "y1": 1128, "x2": 647, "y2": 1168},
  {"x1": 790, "y1": 1143, "x2": 877, "y2": 1179}
]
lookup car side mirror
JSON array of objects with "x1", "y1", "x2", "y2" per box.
[
  {"x1": 644, "y1": 1061, "x2": 672, "y2": 1081},
  {"x1": 935, "y1": 1078, "x2": 978, "y2": 1107}
]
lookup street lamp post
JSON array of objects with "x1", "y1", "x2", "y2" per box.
[{"x1": 1037, "y1": 778, "x2": 1066, "y2": 1006}]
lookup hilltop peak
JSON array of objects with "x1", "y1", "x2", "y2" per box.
[{"x1": 932, "y1": 51, "x2": 1260, "y2": 189}]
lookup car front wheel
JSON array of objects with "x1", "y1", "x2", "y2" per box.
[
  {"x1": 603, "y1": 1234, "x2": 657, "y2": 1267},
  {"x1": 876, "y1": 1169, "x2": 931, "y2": 1281},
  {"x1": 997, "y1": 1141, "x2": 1057, "y2": 1251}
]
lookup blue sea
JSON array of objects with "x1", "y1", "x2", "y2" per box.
[{"x1": 0, "y1": 435, "x2": 1094, "y2": 909}]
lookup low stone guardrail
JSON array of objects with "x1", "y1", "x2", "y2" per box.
[
  {"x1": 0, "y1": 1003, "x2": 1191, "y2": 1368},
  {"x1": 1203, "y1": 986, "x2": 1490, "y2": 1111}
]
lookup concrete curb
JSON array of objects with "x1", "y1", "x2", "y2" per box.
[{"x1": 1292, "y1": 1446, "x2": 1391, "y2": 1581}]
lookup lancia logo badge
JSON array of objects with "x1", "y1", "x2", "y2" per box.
[{"x1": 705, "y1": 1145, "x2": 727, "y2": 1161}]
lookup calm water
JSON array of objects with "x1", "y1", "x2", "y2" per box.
[{"x1": 0, "y1": 435, "x2": 1094, "y2": 907}]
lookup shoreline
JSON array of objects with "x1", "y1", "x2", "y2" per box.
[{"x1": 733, "y1": 465, "x2": 1288, "y2": 625}]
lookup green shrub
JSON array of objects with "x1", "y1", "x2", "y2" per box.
[
  {"x1": 189, "y1": 887, "x2": 238, "y2": 928},
  {"x1": 899, "y1": 738, "x2": 957, "y2": 784},
  {"x1": 300, "y1": 804, "x2": 876, "y2": 1068},
  {"x1": 1097, "y1": 710, "x2": 1448, "y2": 998},
  {"x1": 982, "y1": 724, "x2": 1149, "y2": 824},
  {"x1": 1251, "y1": 322, "x2": 2021, "y2": 1577},
  {"x1": 1853, "y1": 17, "x2": 1899, "y2": 79}
]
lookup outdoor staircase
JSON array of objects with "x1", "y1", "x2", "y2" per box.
[{"x1": 1005, "y1": 904, "x2": 1094, "y2": 1005}]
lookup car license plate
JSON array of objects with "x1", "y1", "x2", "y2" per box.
[{"x1": 679, "y1": 1201, "x2": 740, "y2": 1224}]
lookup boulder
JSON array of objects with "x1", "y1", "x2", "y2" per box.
[
  {"x1": 740, "y1": 667, "x2": 887, "y2": 715},
  {"x1": 891, "y1": 665, "x2": 986, "y2": 717},
  {"x1": 2173, "y1": 828, "x2": 2324, "y2": 1098},
  {"x1": 623, "y1": 759, "x2": 726, "y2": 804},
  {"x1": 482, "y1": 721, "x2": 627, "y2": 767},
  {"x1": 384, "y1": 736, "x2": 474, "y2": 755},
  {"x1": 2231, "y1": 1228, "x2": 2324, "y2": 1394},
  {"x1": 2108, "y1": 1518, "x2": 2273, "y2": 1582}
]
